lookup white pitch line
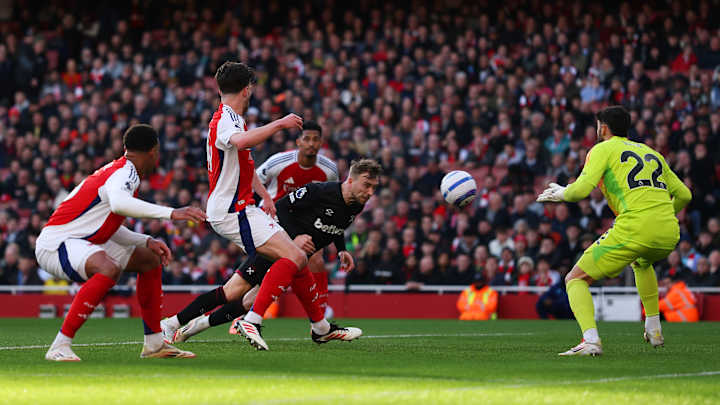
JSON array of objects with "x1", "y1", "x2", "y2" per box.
[
  {"x1": 250, "y1": 370, "x2": 720, "y2": 405},
  {"x1": 0, "y1": 332, "x2": 535, "y2": 351}
]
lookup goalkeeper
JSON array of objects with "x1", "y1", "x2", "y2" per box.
[{"x1": 537, "y1": 106, "x2": 692, "y2": 356}]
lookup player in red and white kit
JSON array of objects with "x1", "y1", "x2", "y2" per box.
[
  {"x1": 162, "y1": 61, "x2": 349, "y2": 350},
  {"x1": 37, "y1": 124, "x2": 206, "y2": 361},
  {"x1": 257, "y1": 120, "x2": 339, "y2": 317}
]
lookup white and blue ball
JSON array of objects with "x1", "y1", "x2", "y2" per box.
[{"x1": 441, "y1": 170, "x2": 477, "y2": 208}]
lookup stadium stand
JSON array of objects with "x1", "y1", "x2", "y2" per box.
[{"x1": 0, "y1": 0, "x2": 719, "y2": 295}]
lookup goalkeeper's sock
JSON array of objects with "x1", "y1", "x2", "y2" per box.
[
  {"x1": 632, "y1": 261, "x2": 661, "y2": 329},
  {"x1": 209, "y1": 301, "x2": 247, "y2": 327},
  {"x1": 176, "y1": 286, "x2": 227, "y2": 325},
  {"x1": 567, "y1": 278, "x2": 599, "y2": 343}
]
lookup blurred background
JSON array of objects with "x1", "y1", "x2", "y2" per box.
[{"x1": 0, "y1": 0, "x2": 718, "y2": 319}]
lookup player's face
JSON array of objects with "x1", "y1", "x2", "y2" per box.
[
  {"x1": 350, "y1": 173, "x2": 379, "y2": 204},
  {"x1": 297, "y1": 131, "x2": 321, "y2": 159}
]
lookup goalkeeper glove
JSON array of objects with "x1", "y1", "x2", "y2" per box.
[{"x1": 536, "y1": 183, "x2": 567, "y2": 202}]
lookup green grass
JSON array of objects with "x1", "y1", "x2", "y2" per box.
[{"x1": 0, "y1": 318, "x2": 718, "y2": 404}]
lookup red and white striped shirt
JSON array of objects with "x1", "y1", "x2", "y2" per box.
[
  {"x1": 206, "y1": 103, "x2": 256, "y2": 221},
  {"x1": 37, "y1": 157, "x2": 172, "y2": 250},
  {"x1": 256, "y1": 150, "x2": 338, "y2": 202}
]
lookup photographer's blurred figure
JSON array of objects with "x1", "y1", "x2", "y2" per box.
[
  {"x1": 457, "y1": 273, "x2": 498, "y2": 320},
  {"x1": 659, "y1": 270, "x2": 699, "y2": 322}
]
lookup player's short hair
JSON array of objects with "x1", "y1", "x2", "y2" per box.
[
  {"x1": 215, "y1": 61, "x2": 257, "y2": 94},
  {"x1": 349, "y1": 159, "x2": 382, "y2": 179},
  {"x1": 596, "y1": 105, "x2": 631, "y2": 137},
  {"x1": 123, "y1": 124, "x2": 158, "y2": 152},
  {"x1": 302, "y1": 120, "x2": 322, "y2": 135}
]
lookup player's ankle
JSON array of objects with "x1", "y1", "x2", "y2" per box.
[
  {"x1": 244, "y1": 311, "x2": 263, "y2": 325},
  {"x1": 52, "y1": 331, "x2": 73, "y2": 347},
  {"x1": 582, "y1": 328, "x2": 600, "y2": 344},
  {"x1": 165, "y1": 315, "x2": 181, "y2": 330},
  {"x1": 311, "y1": 319, "x2": 330, "y2": 335},
  {"x1": 645, "y1": 314, "x2": 661, "y2": 331}
]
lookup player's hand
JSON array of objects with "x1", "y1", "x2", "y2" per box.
[
  {"x1": 171, "y1": 207, "x2": 207, "y2": 222},
  {"x1": 293, "y1": 234, "x2": 316, "y2": 255},
  {"x1": 278, "y1": 113, "x2": 303, "y2": 131},
  {"x1": 536, "y1": 183, "x2": 567, "y2": 203},
  {"x1": 338, "y1": 251, "x2": 355, "y2": 272},
  {"x1": 147, "y1": 238, "x2": 172, "y2": 266},
  {"x1": 261, "y1": 197, "x2": 277, "y2": 218}
]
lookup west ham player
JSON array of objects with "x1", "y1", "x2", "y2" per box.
[
  {"x1": 164, "y1": 159, "x2": 380, "y2": 349},
  {"x1": 257, "y1": 120, "x2": 338, "y2": 316},
  {"x1": 161, "y1": 61, "x2": 339, "y2": 349},
  {"x1": 37, "y1": 124, "x2": 207, "y2": 361}
]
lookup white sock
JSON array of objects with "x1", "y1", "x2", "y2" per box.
[
  {"x1": 196, "y1": 315, "x2": 210, "y2": 331},
  {"x1": 583, "y1": 328, "x2": 600, "y2": 344},
  {"x1": 164, "y1": 315, "x2": 181, "y2": 330},
  {"x1": 244, "y1": 311, "x2": 263, "y2": 325},
  {"x1": 144, "y1": 332, "x2": 164, "y2": 351},
  {"x1": 311, "y1": 319, "x2": 330, "y2": 335},
  {"x1": 645, "y1": 315, "x2": 661, "y2": 332},
  {"x1": 52, "y1": 331, "x2": 72, "y2": 347}
]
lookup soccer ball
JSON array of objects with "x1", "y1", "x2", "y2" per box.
[{"x1": 441, "y1": 170, "x2": 477, "y2": 208}]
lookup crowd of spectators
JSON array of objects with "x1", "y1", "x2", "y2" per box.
[{"x1": 1, "y1": 0, "x2": 720, "y2": 293}]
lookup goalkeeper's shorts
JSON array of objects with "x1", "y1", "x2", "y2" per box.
[{"x1": 576, "y1": 228, "x2": 674, "y2": 280}]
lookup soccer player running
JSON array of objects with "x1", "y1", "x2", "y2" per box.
[
  {"x1": 537, "y1": 106, "x2": 692, "y2": 356},
  {"x1": 255, "y1": 120, "x2": 339, "y2": 317},
  {"x1": 37, "y1": 124, "x2": 207, "y2": 361},
  {"x1": 161, "y1": 61, "x2": 353, "y2": 350},
  {"x1": 166, "y1": 159, "x2": 379, "y2": 347}
]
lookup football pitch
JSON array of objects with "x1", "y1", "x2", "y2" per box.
[{"x1": 1, "y1": 318, "x2": 718, "y2": 404}]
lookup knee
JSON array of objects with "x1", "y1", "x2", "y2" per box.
[
  {"x1": 96, "y1": 260, "x2": 122, "y2": 281},
  {"x1": 287, "y1": 248, "x2": 308, "y2": 269},
  {"x1": 85, "y1": 252, "x2": 122, "y2": 281},
  {"x1": 223, "y1": 283, "x2": 247, "y2": 302}
]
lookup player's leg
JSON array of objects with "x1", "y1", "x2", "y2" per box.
[
  {"x1": 561, "y1": 265, "x2": 602, "y2": 356},
  {"x1": 239, "y1": 229, "x2": 307, "y2": 350},
  {"x1": 633, "y1": 247, "x2": 673, "y2": 347},
  {"x1": 560, "y1": 230, "x2": 634, "y2": 356},
  {"x1": 308, "y1": 251, "x2": 332, "y2": 318},
  {"x1": 163, "y1": 210, "x2": 265, "y2": 342},
  {"x1": 162, "y1": 272, "x2": 251, "y2": 342},
  {"x1": 290, "y1": 264, "x2": 363, "y2": 343},
  {"x1": 40, "y1": 240, "x2": 121, "y2": 361},
  {"x1": 123, "y1": 244, "x2": 194, "y2": 358}
]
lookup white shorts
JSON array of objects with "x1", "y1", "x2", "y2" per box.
[
  {"x1": 35, "y1": 238, "x2": 136, "y2": 282},
  {"x1": 209, "y1": 206, "x2": 282, "y2": 257}
]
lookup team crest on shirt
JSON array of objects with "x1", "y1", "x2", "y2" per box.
[
  {"x1": 124, "y1": 181, "x2": 134, "y2": 192},
  {"x1": 325, "y1": 209, "x2": 334, "y2": 216}
]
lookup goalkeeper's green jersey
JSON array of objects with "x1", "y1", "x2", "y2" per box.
[{"x1": 564, "y1": 136, "x2": 692, "y2": 248}]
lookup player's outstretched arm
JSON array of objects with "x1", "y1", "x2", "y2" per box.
[
  {"x1": 103, "y1": 164, "x2": 206, "y2": 222},
  {"x1": 229, "y1": 114, "x2": 303, "y2": 150}
]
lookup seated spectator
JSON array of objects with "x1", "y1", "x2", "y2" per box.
[
  {"x1": 16, "y1": 256, "x2": 42, "y2": 286},
  {"x1": 448, "y1": 254, "x2": 475, "y2": 285},
  {"x1": 484, "y1": 256, "x2": 507, "y2": 286},
  {"x1": 345, "y1": 258, "x2": 375, "y2": 285},
  {"x1": 690, "y1": 256, "x2": 719, "y2": 287},
  {"x1": 489, "y1": 226, "x2": 515, "y2": 257},
  {"x1": 456, "y1": 273, "x2": 498, "y2": 321},
  {"x1": 163, "y1": 261, "x2": 193, "y2": 285},
  {"x1": 516, "y1": 256, "x2": 534, "y2": 293}
]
